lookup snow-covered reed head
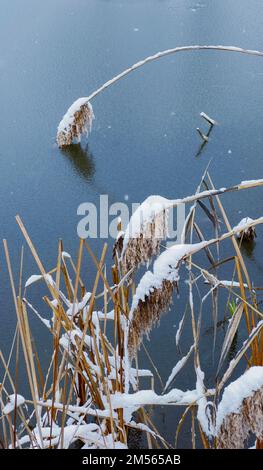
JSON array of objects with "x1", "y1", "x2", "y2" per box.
[
  {"x1": 112, "y1": 218, "x2": 124, "y2": 259},
  {"x1": 217, "y1": 368, "x2": 263, "y2": 448},
  {"x1": 121, "y1": 196, "x2": 171, "y2": 276},
  {"x1": 57, "y1": 98, "x2": 94, "y2": 148},
  {"x1": 127, "y1": 242, "x2": 207, "y2": 357},
  {"x1": 128, "y1": 278, "x2": 176, "y2": 357},
  {"x1": 233, "y1": 217, "x2": 256, "y2": 242}
]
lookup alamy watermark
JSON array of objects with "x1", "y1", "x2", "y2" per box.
[{"x1": 77, "y1": 196, "x2": 186, "y2": 246}]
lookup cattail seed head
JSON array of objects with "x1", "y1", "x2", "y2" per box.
[
  {"x1": 122, "y1": 211, "x2": 168, "y2": 275},
  {"x1": 122, "y1": 197, "x2": 170, "y2": 275},
  {"x1": 217, "y1": 386, "x2": 263, "y2": 448},
  {"x1": 216, "y1": 367, "x2": 263, "y2": 448},
  {"x1": 57, "y1": 99, "x2": 94, "y2": 148},
  {"x1": 128, "y1": 279, "x2": 176, "y2": 357},
  {"x1": 233, "y1": 217, "x2": 256, "y2": 242},
  {"x1": 127, "y1": 242, "x2": 207, "y2": 358}
]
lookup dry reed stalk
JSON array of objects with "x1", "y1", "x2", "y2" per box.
[
  {"x1": 84, "y1": 240, "x2": 126, "y2": 316},
  {"x1": 59, "y1": 244, "x2": 111, "y2": 443},
  {"x1": 57, "y1": 45, "x2": 263, "y2": 147},
  {"x1": 207, "y1": 174, "x2": 260, "y2": 364},
  {"x1": 3, "y1": 240, "x2": 44, "y2": 448},
  {"x1": 207, "y1": 174, "x2": 254, "y2": 294},
  {"x1": 4, "y1": 228, "x2": 126, "y2": 447},
  {"x1": 181, "y1": 169, "x2": 214, "y2": 376},
  {"x1": 1, "y1": 227, "x2": 135, "y2": 448},
  {"x1": 49, "y1": 240, "x2": 64, "y2": 439}
]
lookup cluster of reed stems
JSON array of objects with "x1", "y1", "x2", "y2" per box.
[{"x1": 0, "y1": 171, "x2": 263, "y2": 449}]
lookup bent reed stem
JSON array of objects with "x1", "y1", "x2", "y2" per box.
[
  {"x1": 86, "y1": 45, "x2": 263, "y2": 102},
  {"x1": 57, "y1": 45, "x2": 263, "y2": 147}
]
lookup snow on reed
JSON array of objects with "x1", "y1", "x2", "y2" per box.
[
  {"x1": 164, "y1": 344, "x2": 195, "y2": 392},
  {"x1": 196, "y1": 368, "x2": 215, "y2": 438},
  {"x1": 239, "y1": 179, "x2": 263, "y2": 188},
  {"x1": 16, "y1": 423, "x2": 127, "y2": 450},
  {"x1": 216, "y1": 366, "x2": 263, "y2": 448},
  {"x1": 121, "y1": 195, "x2": 171, "y2": 275},
  {"x1": 3, "y1": 394, "x2": 25, "y2": 415},
  {"x1": 57, "y1": 99, "x2": 94, "y2": 147},
  {"x1": 128, "y1": 242, "x2": 207, "y2": 356},
  {"x1": 108, "y1": 387, "x2": 202, "y2": 409},
  {"x1": 121, "y1": 181, "x2": 263, "y2": 277},
  {"x1": 56, "y1": 45, "x2": 263, "y2": 147},
  {"x1": 233, "y1": 217, "x2": 256, "y2": 240}
]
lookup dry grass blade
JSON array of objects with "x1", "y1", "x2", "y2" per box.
[
  {"x1": 175, "y1": 405, "x2": 192, "y2": 448},
  {"x1": 164, "y1": 344, "x2": 195, "y2": 392},
  {"x1": 197, "y1": 199, "x2": 219, "y2": 228},
  {"x1": 216, "y1": 303, "x2": 244, "y2": 377},
  {"x1": 193, "y1": 222, "x2": 215, "y2": 266}
]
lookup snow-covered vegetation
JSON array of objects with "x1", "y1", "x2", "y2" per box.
[{"x1": 1, "y1": 174, "x2": 263, "y2": 449}]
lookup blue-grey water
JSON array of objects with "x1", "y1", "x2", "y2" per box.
[{"x1": 1, "y1": 0, "x2": 263, "y2": 447}]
